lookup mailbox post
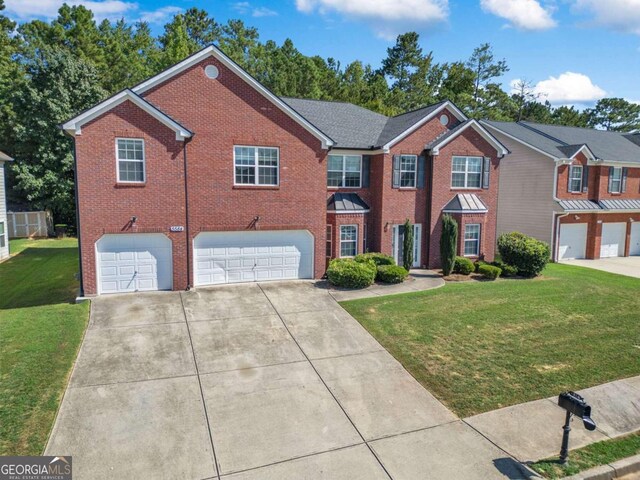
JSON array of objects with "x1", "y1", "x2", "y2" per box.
[{"x1": 557, "y1": 391, "x2": 597, "y2": 464}]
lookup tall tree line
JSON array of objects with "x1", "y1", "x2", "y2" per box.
[{"x1": 0, "y1": 2, "x2": 638, "y2": 225}]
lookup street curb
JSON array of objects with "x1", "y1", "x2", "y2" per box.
[{"x1": 562, "y1": 454, "x2": 640, "y2": 479}]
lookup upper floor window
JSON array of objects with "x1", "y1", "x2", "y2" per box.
[
  {"x1": 610, "y1": 166, "x2": 623, "y2": 193},
  {"x1": 569, "y1": 165, "x2": 583, "y2": 193},
  {"x1": 117, "y1": 138, "x2": 145, "y2": 183},
  {"x1": 400, "y1": 155, "x2": 417, "y2": 188},
  {"x1": 234, "y1": 146, "x2": 279, "y2": 186},
  {"x1": 328, "y1": 154, "x2": 361, "y2": 188},
  {"x1": 452, "y1": 156, "x2": 482, "y2": 189}
]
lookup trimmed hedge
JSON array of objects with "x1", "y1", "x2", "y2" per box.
[
  {"x1": 478, "y1": 264, "x2": 501, "y2": 280},
  {"x1": 474, "y1": 260, "x2": 488, "y2": 273},
  {"x1": 376, "y1": 265, "x2": 408, "y2": 284},
  {"x1": 491, "y1": 260, "x2": 518, "y2": 277},
  {"x1": 453, "y1": 256, "x2": 475, "y2": 275},
  {"x1": 354, "y1": 252, "x2": 395, "y2": 266},
  {"x1": 327, "y1": 258, "x2": 376, "y2": 288},
  {"x1": 497, "y1": 232, "x2": 550, "y2": 277}
]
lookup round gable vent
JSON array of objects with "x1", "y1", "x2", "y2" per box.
[
  {"x1": 439, "y1": 114, "x2": 449, "y2": 126},
  {"x1": 204, "y1": 65, "x2": 219, "y2": 79}
]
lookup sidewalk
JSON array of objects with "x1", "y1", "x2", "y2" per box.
[{"x1": 465, "y1": 375, "x2": 640, "y2": 463}]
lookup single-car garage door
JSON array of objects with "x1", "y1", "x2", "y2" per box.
[
  {"x1": 630, "y1": 223, "x2": 640, "y2": 256},
  {"x1": 600, "y1": 223, "x2": 626, "y2": 258},
  {"x1": 96, "y1": 234, "x2": 173, "y2": 294},
  {"x1": 558, "y1": 223, "x2": 587, "y2": 260},
  {"x1": 194, "y1": 230, "x2": 314, "y2": 286}
]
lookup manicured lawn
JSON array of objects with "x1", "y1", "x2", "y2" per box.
[
  {"x1": 531, "y1": 432, "x2": 640, "y2": 478},
  {"x1": 0, "y1": 238, "x2": 89, "y2": 455},
  {"x1": 341, "y1": 263, "x2": 640, "y2": 417}
]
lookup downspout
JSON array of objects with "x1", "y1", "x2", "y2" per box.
[
  {"x1": 425, "y1": 152, "x2": 434, "y2": 266},
  {"x1": 183, "y1": 137, "x2": 193, "y2": 290},
  {"x1": 552, "y1": 160, "x2": 570, "y2": 262},
  {"x1": 71, "y1": 139, "x2": 84, "y2": 297}
]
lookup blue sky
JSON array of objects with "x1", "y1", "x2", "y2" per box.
[{"x1": 6, "y1": 0, "x2": 640, "y2": 107}]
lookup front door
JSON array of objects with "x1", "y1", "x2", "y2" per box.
[{"x1": 392, "y1": 224, "x2": 421, "y2": 267}]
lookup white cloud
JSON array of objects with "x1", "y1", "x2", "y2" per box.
[
  {"x1": 480, "y1": 0, "x2": 556, "y2": 30},
  {"x1": 571, "y1": 0, "x2": 640, "y2": 35},
  {"x1": 140, "y1": 5, "x2": 182, "y2": 24},
  {"x1": 233, "y1": 2, "x2": 277, "y2": 18},
  {"x1": 295, "y1": 0, "x2": 449, "y2": 39},
  {"x1": 527, "y1": 72, "x2": 606, "y2": 104},
  {"x1": 252, "y1": 6, "x2": 278, "y2": 17}
]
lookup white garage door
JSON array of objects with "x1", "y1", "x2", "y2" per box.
[
  {"x1": 631, "y1": 223, "x2": 640, "y2": 256},
  {"x1": 96, "y1": 234, "x2": 173, "y2": 294},
  {"x1": 194, "y1": 230, "x2": 314, "y2": 286},
  {"x1": 600, "y1": 223, "x2": 626, "y2": 258},
  {"x1": 558, "y1": 223, "x2": 587, "y2": 260}
]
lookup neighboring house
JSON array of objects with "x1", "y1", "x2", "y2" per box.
[
  {"x1": 482, "y1": 121, "x2": 640, "y2": 262},
  {"x1": 62, "y1": 45, "x2": 507, "y2": 295},
  {"x1": 0, "y1": 150, "x2": 11, "y2": 260}
]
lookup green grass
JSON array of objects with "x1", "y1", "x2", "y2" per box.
[
  {"x1": 0, "y1": 238, "x2": 89, "y2": 455},
  {"x1": 341, "y1": 263, "x2": 640, "y2": 417},
  {"x1": 531, "y1": 432, "x2": 640, "y2": 478}
]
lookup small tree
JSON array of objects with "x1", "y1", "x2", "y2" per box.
[
  {"x1": 402, "y1": 218, "x2": 414, "y2": 271},
  {"x1": 440, "y1": 215, "x2": 458, "y2": 276}
]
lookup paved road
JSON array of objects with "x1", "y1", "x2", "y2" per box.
[{"x1": 46, "y1": 282, "x2": 530, "y2": 479}]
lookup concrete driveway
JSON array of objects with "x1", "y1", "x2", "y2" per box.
[
  {"x1": 564, "y1": 256, "x2": 640, "y2": 278},
  {"x1": 46, "y1": 282, "x2": 530, "y2": 479}
]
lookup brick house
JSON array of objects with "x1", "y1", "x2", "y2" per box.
[
  {"x1": 482, "y1": 120, "x2": 640, "y2": 261},
  {"x1": 63, "y1": 45, "x2": 507, "y2": 295}
]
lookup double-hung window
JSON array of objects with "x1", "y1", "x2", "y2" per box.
[
  {"x1": 452, "y1": 156, "x2": 482, "y2": 189},
  {"x1": 464, "y1": 224, "x2": 480, "y2": 256},
  {"x1": 326, "y1": 225, "x2": 332, "y2": 257},
  {"x1": 117, "y1": 138, "x2": 145, "y2": 183},
  {"x1": 234, "y1": 146, "x2": 279, "y2": 186},
  {"x1": 569, "y1": 165, "x2": 583, "y2": 193},
  {"x1": 610, "y1": 167, "x2": 623, "y2": 193},
  {"x1": 328, "y1": 155, "x2": 361, "y2": 188},
  {"x1": 340, "y1": 225, "x2": 358, "y2": 257},
  {"x1": 0, "y1": 221, "x2": 5, "y2": 248},
  {"x1": 400, "y1": 155, "x2": 417, "y2": 188}
]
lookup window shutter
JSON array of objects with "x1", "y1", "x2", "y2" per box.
[
  {"x1": 417, "y1": 155, "x2": 426, "y2": 189},
  {"x1": 482, "y1": 157, "x2": 490, "y2": 189},
  {"x1": 392, "y1": 155, "x2": 401, "y2": 188},
  {"x1": 622, "y1": 167, "x2": 628, "y2": 193},
  {"x1": 568, "y1": 165, "x2": 574, "y2": 192},
  {"x1": 362, "y1": 155, "x2": 371, "y2": 188},
  {"x1": 582, "y1": 166, "x2": 589, "y2": 193},
  {"x1": 608, "y1": 166, "x2": 614, "y2": 193}
]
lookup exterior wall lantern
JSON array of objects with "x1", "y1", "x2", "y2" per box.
[{"x1": 557, "y1": 391, "x2": 597, "y2": 464}]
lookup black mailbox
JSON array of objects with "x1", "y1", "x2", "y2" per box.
[{"x1": 557, "y1": 391, "x2": 597, "y2": 464}]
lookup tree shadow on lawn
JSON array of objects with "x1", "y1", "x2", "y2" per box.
[{"x1": 0, "y1": 247, "x2": 80, "y2": 309}]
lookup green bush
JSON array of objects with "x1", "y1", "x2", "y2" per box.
[
  {"x1": 376, "y1": 265, "x2": 409, "y2": 284},
  {"x1": 440, "y1": 214, "x2": 458, "y2": 276},
  {"x1": 491, "y1": 260, "x2": 518, "y2": 277},
  {"x1": 327, "y1": 258, "x2": 376, "y2": 288},
  {"x1": 474, "y1": 260, "x2": 488, "y2": 272},
  {"x1": 478, "y1": 264, "x2": 501, "y2": 280},
  {"x1": 453, "y1": 256, "x2": 475, "y2": 275},
  {"x1": 354, "y1": 252, "x2": 395, "y2": 266},
  {"x1": 497, "y1": 232, "x2": 550, "y2": 277}
]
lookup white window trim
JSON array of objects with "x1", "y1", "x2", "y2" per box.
[
  {"x1": 0, "y1": 220, "x2": 5, "y2": 248},
  {"x1": 327, "y1": 154, "x2": 362, "y2": 189},
  {"x1": 610, "y1": 166, "x2": 623, "y2": 194},
  {"x1": 116, "y1": 138, "x2": 146, "y2": 184},
  {"x1": 400, "y1": 154, "x2": 417, "y2": 188},
  {"x1": 451, "y1": 156, "x2": 483, "y2": 190},
  {"x1": 326, "y1": 225, "x2": 332, "y2": 258},
  {"x1": 339, "y1": 224, "x2": 358, "y2": 258},
  {"x1": 464, "y1": 224, "x2": 481, "y2": 257},
  {"x1": 233, "y1": 145, "x2": 280, "y2": 187},
  {"x1": 569, "y1": 165, "x2": 583, "y2": 193}
]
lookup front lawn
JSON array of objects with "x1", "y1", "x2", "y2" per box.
[
  {"x1": 341, "y1": 263, "x2": 640, "y2": 417},
  {"x1": 0, "y1": 238, "x2": 89, "y2": 455}
]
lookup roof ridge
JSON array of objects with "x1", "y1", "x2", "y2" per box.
[
  {"x1": 281, "y1": 96, "x2": 389, "y2": 118},
  {"x1": 389, "y1": 100, "x2": 447, "y2": 119},
  {"x1": 517, "y1": 121, "x2": 569, "y2": 146}
]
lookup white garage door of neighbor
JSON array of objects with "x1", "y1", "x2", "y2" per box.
[
  {"x1": 600, "y1": 223, "x2": 626, "y2": 258},
  {"x1": 97, "y1": 234, "x2": 173, "y2": 294},
  {"x1": 194, "y1": 230, "x2": 314, "y2": 286},
  {"x1": 631, "y1": 223, "x2": 640, "y2": 256},
  {"x1": 558, "y1": 223, "x2": 587, "y2": 260}
]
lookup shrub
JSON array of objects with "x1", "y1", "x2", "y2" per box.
[
  {"x1": 478, "y1": 264, "x2": 501, "y2": 280},
  {"x1": 376, "y1": 265, "x2": 409, "y2": 284},
  {"x1": 354, "y1": 252, "x2": 395, "y2": 266},
  {"x1": 453, "y1": 256, "x2": 474, "y2": 275},
  {"x1": 440, "y1": 214, "x2": 458, "y2": 276},
  {"x1": 327, "y1": 258, "x2": 376, "y2": 289},
  {"x1": 491, "y1": 260, "x2": 518, "y2": 277},
  {"x1": 497, "y1": 232, "x2": 550, "y2": 277},
  {"x1": 474, "y1": 260, "x2": 488, "y2": 272}
]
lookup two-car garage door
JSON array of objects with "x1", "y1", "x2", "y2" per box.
[
  {"x1": 559, "y1": 222, "x2": 631, "y2": 260},
  {"x1": 194, "y1": 230, "x2": 314, "y2": 286}
]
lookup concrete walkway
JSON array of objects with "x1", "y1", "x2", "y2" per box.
[
  {"x1": 45, "y1": 281, "x2": 530, "y2": 480},
  {"x1": 466, "y1": 375, "x2": 640, "y2": 463},
  {"x1": 326, "y1": 269, "x2": 444, "y2": 302},
  {"x1": 563, "y1": 257, "x2": 640, "y2": 279}
]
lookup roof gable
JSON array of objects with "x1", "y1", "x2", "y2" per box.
[
  {"x1": 0, "y1": 151, "x2": 12, "y2": 161},
  {"x1": 426, "y1": 119, "x2": 508, "y2": 156}
]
